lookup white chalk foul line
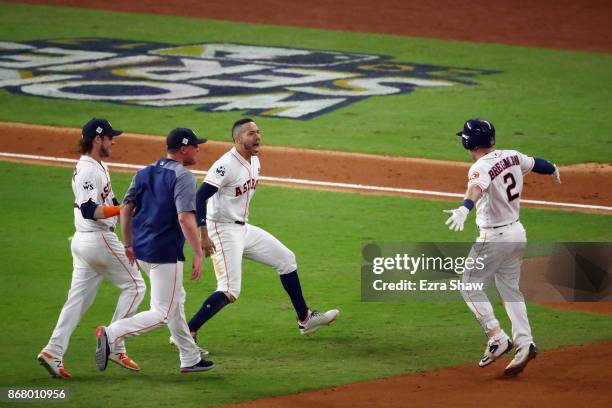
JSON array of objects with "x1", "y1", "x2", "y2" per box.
[{"x1": 1, "y1": 151, "x2": 611, "y2": 212}]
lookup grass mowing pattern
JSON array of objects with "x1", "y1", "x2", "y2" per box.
[{"x1": 0, "y1": 162, "x2": 610, "y2": 407}]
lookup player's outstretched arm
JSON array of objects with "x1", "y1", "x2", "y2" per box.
[
  {"x1": 79, "y1": 199, "x2": 121, "y2": 220},
  {"x1": 443, "y1": 184, "x2": 483, "y2": 232},
  {"x1": 94, "y1": 204, "x2": 121, "y2": 219},
  {"x1": 532, "y1": 157, "x2": 561, "y2": 183}
]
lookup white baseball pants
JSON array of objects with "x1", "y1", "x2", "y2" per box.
[
  {"x1": 461, "y1": 221, "x2": 534, "y2": 348},
  {"x1": 209, "y1": 222, "x2": 297, "y2": 300},
  {"x1": 43, "y1": 231, "x2": 146, "y2": 358},
  {"x1": 105, "y1": 261, "x2": 201, "y2": 368}
]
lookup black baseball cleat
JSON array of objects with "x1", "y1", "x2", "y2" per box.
[
  {"x1": 180, "y1": 359, "x2": 215, "y2": 373},
  {"x1": 95, "y1": 326, "x2": 110, "y2": 371},
  {"x1": 504, "y1": 343, "x2": 537, "y2": 376}
]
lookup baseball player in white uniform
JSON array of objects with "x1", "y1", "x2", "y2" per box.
[
  {"x1": 177, "y1": 118, "x2": 338, "y2": 349},
  {"x1": 38, "y1": 118, "x2": 146, "y2": 378},
  {"x1": 443, "y1": 118, "x2": 561, "y2": 376}
]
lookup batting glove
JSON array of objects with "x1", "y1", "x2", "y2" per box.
[
  {"x1": 443, "y1": 206, "x2": 470, "y2": 232},
  {"x1": 552, "y1": 164, "x2": 561, "y2": 184}
]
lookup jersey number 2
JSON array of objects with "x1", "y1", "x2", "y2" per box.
[{"x1": 504, "y1": 173, "x2": 519, "y2": 202}]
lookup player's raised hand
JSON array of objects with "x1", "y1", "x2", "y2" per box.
[
  {"x1": 191, "y1": 252, "x2": 202, "y2": 281},
  {"x1": 552, "y1": 164, "x2": 561, "y2": 184},
  {"x1": 443, "y1": 206, "x2": 469, "y2": 232}
]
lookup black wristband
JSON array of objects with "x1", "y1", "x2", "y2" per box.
[{"x1": 462, "y1": 199, "x2": 475, "y2": 211}]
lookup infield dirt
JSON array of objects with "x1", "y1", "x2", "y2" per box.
[
  {"x1": 222, "y1": 341, "x2": 612, "y2": 408},
  {"x1": 15, "y1": 0, "x2": 612, "y2": 53},
  {"x1": 1, "y1": 122, "x2": 611, "y2": 212}
]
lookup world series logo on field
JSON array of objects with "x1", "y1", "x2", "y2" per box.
[{"x1": 0, "y1": 38, "x2": 499, "y2": 120}]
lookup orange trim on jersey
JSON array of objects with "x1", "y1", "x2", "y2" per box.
[
  {"x1": 80, "y1": 156, "x2": 111, "y2": 183},
  {"x1": 109, "y1": 263, "x2": 179, "y2": 344},
  {"x1": 482, "y1": 151, "x2": 501, "y2": 161},
  {"x1": 213, "y1": 222, "x2": 231, "y2": 293},
  {"x1": 468, "y1": 180, "x2": 489, "y2": 191},
  {"x1": 78, "y1": 156, "x2": 114, "y2": 204},
  {"x1": 164, "y1": 262, "x2": 179, "y2": 320},
  {"x1": 204, "y1": 180, "x2": 220, "y2": 188},
  {"x1": 230, "y1": 148, "x2": 250, "y2": 166},
  {"x1": 465, "y1": 234, "x2": 488, "y2": 319},
  {"x1": 109, "y1": 321, "x2": 165, "y2": 344},
  {"x1": 230, "y1": 151, "x2": 252, "y2": 223},
  {"x1": 101, "y1": 234, "x2": 141, "y2": 318},
  {"x1": 524, "y1": 157, "x2": 535, "y2": 174}
]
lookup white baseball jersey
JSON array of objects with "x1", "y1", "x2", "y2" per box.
[
  {"x1": 43, "y1": 155, "x2": 146, "y2": 361},
  {"x1": 204, "y1": 147, "x2": 260, "y2": 224},
  {"x1": 467, "y1": 149, "x2": 534, "y2": 228},
  {"x1": 72, "y1": 155, "x2": 117, "y2": 232}
]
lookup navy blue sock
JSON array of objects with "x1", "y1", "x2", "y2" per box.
[
  {"x1": 188, "y1": 291, "x2": 229, "y2": 333},
  {"x1": 280, "y1": 270, "x2": 309, "y2": 321}
]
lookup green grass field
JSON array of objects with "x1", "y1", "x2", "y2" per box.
[
  {"x1": 0, "y1": 162, "x2": 611, "y2": 407},
  {"x1": 0, "y1": 3, "x2": 611, "y2": 407},
  {"x1": 1, "y1": 2, "x2": 612, "y2": 163}
]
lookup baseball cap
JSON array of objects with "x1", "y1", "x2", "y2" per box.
[
  {"x1": 166, "y1": 128, "x2": 207, "y2": 149},
  {"x1": 82, "y1": 118, "x2": 122, "y2": 139}
]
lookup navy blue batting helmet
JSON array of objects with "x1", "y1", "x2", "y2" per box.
[{"x1": 456, "y1": 118, "x2": 495, "y2": 150}]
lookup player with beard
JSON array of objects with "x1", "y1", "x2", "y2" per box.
[
  {"x1": 172, "y1": 118, "x2": 339, "y2": 353},
  {"x1": 38, "y1": 118, "x2": 146, "y2": 378}
]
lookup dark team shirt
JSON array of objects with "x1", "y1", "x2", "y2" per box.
[{"x1": 124, "y1": 158, "x2": 196, "y2": 263}]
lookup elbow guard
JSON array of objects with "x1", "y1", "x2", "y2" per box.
[
  {"x1": 532, "y1": 157, "x2": 555, "y2": 174},
  {"x1": 80, "y1": 199, "x2": 97, "y2": 220},
  {"x1": 196, "y1": 183, "x2": 219, "y2": 226}
]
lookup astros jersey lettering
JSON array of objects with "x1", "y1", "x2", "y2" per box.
[
  {"x1": 462, "y1": 149, "x2": 535, "y2": 355},
  {"x1": 186, "y1": 120, "x2": 339, "y2": 339},
  {"x1": 467, "y1": 150, "x2": 534, "y2": 228},
  {"x1": 445, "y1": 118, "x2": 559, "y2": 376},
  {"x1": 202, "y1": 147, "x2": 296, "y2": 300},
  {"x1": 72, "y1": 155, "x2": 117, "y2": 232},
  {"x1": 204, "y1": 147, "x2": 260, "y2": 224}
]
